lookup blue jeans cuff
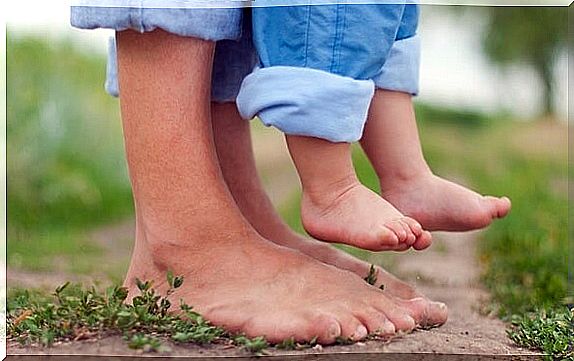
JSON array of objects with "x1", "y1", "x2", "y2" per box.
[
  {"x1": 105, "y1": 36, "x2": 119, "y2": 97},
  {"x1": 236, "y1": 66, "x2": 374, "y2": 143},
  {"x1": 373, "y1": 34, "x2": 420, "y2": 95},
  {"x1": 103, "y1": 34, "x2": 257, "y2": 102},
  {"x1": 71, "y1": 3, "x2": 242, "y2": 41}
]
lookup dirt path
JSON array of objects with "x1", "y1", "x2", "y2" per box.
[
  {"x1": 7, "y1": 230, "x2": 540, "y2": 358},
  {"x1": 376, "y1": 231, "x2": 539, "y2": 355},
  {"x1": 7, "y1": 125, "x2": 540, "y2": 358},
  {"x1": 7, "y1": 215, "x2": 540, "y2": 357}
]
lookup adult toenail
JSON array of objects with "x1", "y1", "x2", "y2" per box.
[
  {"x1": 381, "y1": 320, "x2": 395, "y2": 335},
  {"x1": 328, "y1": 323, "x2": 341, "y2": 338},
  {"x1": 431, "y1": 301, "x2": 447, "y2": 310},
  {"x1": 404, "y1": 315, "x2": 416, "y2": 328},
  {"x1": 353, "y1": 325, "x2": 368, "y2": 340}
]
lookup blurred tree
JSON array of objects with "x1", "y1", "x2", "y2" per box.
[{"x1": 482, "y1": 7, "x2": 567, "y2": 117}]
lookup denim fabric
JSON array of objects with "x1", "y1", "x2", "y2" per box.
[
  {"x1": 212, "y1": 14, "x2": 258, "y2": 102},
  {"x1": 102, "y1": 11, "x2": 257, "y2": 102},
  {"x1": 72, "y1": 3, "x2": 420, "y2": 141},
  {"x1": 71, "y1": 4, "x2": 242, "y2": 40},
  {"x1": 236, "y1": 3, "x2": 419, "y2": 142},
  {"x1": 396, "y1": 3, "x2": 419, "y2": 40},
  {"x1": 251, "y1": 5, "x2": 405, "y2": 80},
  {"x1": 237, "y1": 67, "x2": 375, "y2": 142},
  {"x1": 373, "y1": 3, "x2": 420, "y2": 94},
  {"x1": 373, "y1": 34, "x2": 420, "y2": 95}
]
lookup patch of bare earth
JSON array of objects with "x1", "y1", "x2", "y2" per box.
[
  {"x1": 8, "y1": 229, "x2": 541, "y2": 359},
  {"x1": 376, "y1": 231, "x2": 540, "y2": 356}
]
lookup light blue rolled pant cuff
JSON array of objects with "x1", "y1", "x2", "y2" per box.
[
  {"x1": 373, "y1": 34, "x2": 421, "y2": 95},
  {"x1": 236, "y1": 66, "x2": 375, "y2": 143},
  {"x1": 71, "y1": 4, "x2": 241, "y2": 41},
  {"x1": 105, "y1": 37, "x2": 120, "y2": 97},
  {"x1": 104, "y1": 28, "x2": 257, "y2": 101}
]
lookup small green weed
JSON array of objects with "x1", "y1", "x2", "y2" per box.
[
  {"x1": 233, "y1": 335, "x2": 269, "y2": 353},
  {"x1": 363, "y1": 265, "x2": 385, "y2": 291},
  {"x1": 276, "y1": 336, "x2": 318, "y2": 351},
  {"x1": 8, "y1": 266, "x2": 390, "y2": 353},
  {"x1": 8, "y1": 274, "x2": 267, "y2": 353},
  {"x1": 127, "y1": 333, "x2": 170, "y2": 353},
  {"x1": 507, "y1": 308, "x2": 573, "y2": 360}
]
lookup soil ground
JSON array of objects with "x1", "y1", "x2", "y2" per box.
[
  {"x1": 7, "y1": 231, "x2": 541, "y2": 359},
  {"x1": 7, "y1": 126, "x2": 542, "y2": 359}
]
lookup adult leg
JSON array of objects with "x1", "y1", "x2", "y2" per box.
[
  {"x1": 116, "y1": 28, "x2": 417, "y2": 343},
  {"x1": 361, "y1": 90, "x2": 511, "y2": 231},
  {"x1": 211, "y1": 102, "x2": 446, "y2": 326}
]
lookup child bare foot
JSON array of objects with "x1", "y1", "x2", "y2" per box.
[
  {"x1": 361, "y1": 90, "x2": 511, "y2": 232},
  {"x1": 287, "y1": 135, "x2": 431, "y2": 252},
  {"x1": 382, "y1": 173, "x2": 511, "y2": 231}
]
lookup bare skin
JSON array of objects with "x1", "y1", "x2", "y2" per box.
[
  {"x1": 361, "y1": 90, "x2": 511, "y2": 231},
  {"x1": 116, "y1": 29, "x2": 420, "y2": 344},
  {"x1": 211, "y1": 103, "x2": 446, "y2": 327},
  {"x1": 285, "y1": 135, "x2": 432, "y2": 252}
]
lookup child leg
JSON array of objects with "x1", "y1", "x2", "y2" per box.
[
  {"x1": 364, "y1": 5, "x2": 511, "y2": 231},
  {"x1": 362, "y1": 90, "x2": 511, "y2": 231},
  {"x1": 238, "y1": 4, "x2": 430, "y2": 251},
  {"x1": 287, "y1": 135, "x2": 429, "y2": 251}
]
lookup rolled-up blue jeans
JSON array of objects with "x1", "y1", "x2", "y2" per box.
[{"x1": 71, "y1": 2, "x2": 420, "y2": 142}]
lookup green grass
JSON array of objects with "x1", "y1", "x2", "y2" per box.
[
  {"x1": 7, "y1": 271, "x2": 390, "y2": 353},
  {"x1": 508, "y1": 309, "x2": 573, "y2": 360},
  {"x1": 8, "y1": 228, "x2": 101, "y2": 273},
  {"x1": 7, "y1": 33, "x2": 134, "y2": 273},
  {"x1": 7, "y1": 274, "x2": 266, "y2": 353}
]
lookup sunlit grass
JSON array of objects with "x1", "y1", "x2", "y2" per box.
[{"x1": 7, "y1": 33, "x2": 133, "y2": 273}]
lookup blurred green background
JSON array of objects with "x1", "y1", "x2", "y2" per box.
[{"x1": 5, "y1": 5, "x2": 571, "y2": 357}]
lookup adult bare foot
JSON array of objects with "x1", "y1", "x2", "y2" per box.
[
  {"x1": 127, "y1": 221, "x2": 418, "y2": 343},
  {"x1": 287, "y1": 135, "x2": 430, "y2": 252},
  {"x1": 361, "y1": 89, "x2": 511, "y2": 232},
  {"x1": 116, "y1": 29, "x2": 417, "y2": 344},
  {"x1": 246, "y1": 228, "x2": 447, "y2": 327},
  {"x1": 211, "y1": 103, "x2": 444, "y2": 327}
]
